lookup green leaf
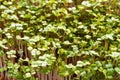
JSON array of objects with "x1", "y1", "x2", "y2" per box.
[
  {"x1": 24, "y1": 13, "x2": 32, "y2": 19},
  {"x1": 89, "y1": 50, "x2": 99, "y2": 56},
  {"x1": 115, "y1": 67, "x2": 120, "y2": 74},
  {"x1": 25, "y1": 73, "x2": 31, "y2": 78},
  {"x1": 81, "y1": 1, "x2": 91, "y2": 7},
  {"x1": 0, "y1": 67, "x2": 7, "y2": 72},
  {"x1": 110, "y1": 52, "x2": 120, "y2": 58},
  {"x1": 63, "y1": 41, "x2": 71, "y2": 45}
]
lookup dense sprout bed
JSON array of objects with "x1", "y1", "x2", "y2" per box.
[{"x1": 0, "y1": 0, "x2": 120, "y2": 80}]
